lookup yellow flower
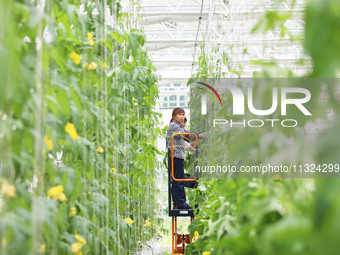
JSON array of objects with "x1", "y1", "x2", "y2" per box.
[
  {"x1": 47, "y1": 185, "x2": 63, "y2": 197},
  {"x1": 71, "y1": 235, "x2": 86, "y2": 253},
  {"x1": 47, "y1": 185, "x2": 67, "y2": 202},
  {"x1": 88, "y1": 39, "x2": 94, "y2": 45},
  {"x1": 110, "y1": 168, "x2": 117, "y2": 173},
  {"x1": 102, "y1": 63, "x2": 108, "y2": 69},
  {"x1": 87, "y1": 33, "x2": 94, "y2": 45},
  {"x1": 69, "y1": 207, "x2": 76, "y2": 216},
  {"x1": 70, "y1": 52, "x2": 81, "y2": 65},
  {"x1": 44, "y1": 136, "x2": 53, "y2": 150},
  {"x1": 65, "y1": 123, "x2": 79, "y2": 140},
  {"x1": 71, "y1": 242, "x2": 83, "y2": 253},
  {"x1": 123, "y1": 174, "x2": 127, "y2": 176},
  {"x1": 152, "y1": 178, "x2": 156, "y2": 182},
  {"x1": 39, "y1": 244, "x2": 46, "y2": 253},
  {"x1": 126, "y1": 204, "x2": 130, "y2": 208},
  {"x1": 124, "y1": 218, "x2": 134, "y2": 225},
  {"x1": 54, "y1": 192, "x2": 67, "y2": 201},
  {"x1": 87, "y1": 32, "x2": 93, "y2": 40},
  {"x1": 143, "y1": 220, "x2": 151, "y2": 227},
  {"x1": 202, "y1": 252, "x2": 211, "y2": 255},
  {"x1": 273, "y1": 174, "x2": 283, "y2": 180},
  {"x1": 82, "y1": 62, "x2": 89, "y2": 68},
  {"x1": 96, "y1": 146, "x2": 104, "y2": 153},
  {"x1": 1, "y1": 237, "x2": 7, "y2": 245},
  {"x1": 192, "y1": 231, "x2": 199, "y2": 242},
  {"x1": 0, "y1": 180, "x2": 16, "y2": 197},
  {"x1": 87, "y1": 62, "x2": 97, "y2": 70},
  {"x1": 75, "y1": 234, "x2": 86, "y2": 245}
]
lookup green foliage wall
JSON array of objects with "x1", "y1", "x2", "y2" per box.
[
  {"x1": 186, "y1": 0, "x2": 340, "y2": 254},
  {"x1": 0, "y1": 1, "x2": 162, "y2": 254}
]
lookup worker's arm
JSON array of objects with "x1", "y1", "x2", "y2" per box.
[
  {"x1": 189, "y1": 145, "x2": 201, "y2": 153},
  {"x1": 198, "y1": 132, "x2": 207, "y2": 138},
  {"x1": 183, "y1": 128, "x2": 207, "y2": 141}
]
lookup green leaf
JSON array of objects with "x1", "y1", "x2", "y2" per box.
[
  {"x1": 111, "y1": 31, "x2": 125, "y2": 44},
  {"x1": 57, "y1": 89, "x2": 70, "y2": 118}
]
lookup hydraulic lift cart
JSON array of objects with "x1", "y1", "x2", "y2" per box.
[{"x1": 169, "y1": 133, "x2": 199, "y2": 255}]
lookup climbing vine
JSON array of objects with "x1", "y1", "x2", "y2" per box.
[
  {"x1": 186, "y1": 0, "x2": 340, "y2": 254},
  {"x1": 0, "y1": 0, "x2": 162, "y2": 254}
]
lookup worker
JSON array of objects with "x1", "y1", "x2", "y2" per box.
[{"x1": 166, "y1": 108, "x2": 205, "y2": 209}]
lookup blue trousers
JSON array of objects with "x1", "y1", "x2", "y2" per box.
[{"x1": 168, "y1": 153, "x2": 187, "y2": 207}]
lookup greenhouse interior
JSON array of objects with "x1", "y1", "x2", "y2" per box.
[{"x1": 1, "y1": 0, "x2": 340, "y2": 254}]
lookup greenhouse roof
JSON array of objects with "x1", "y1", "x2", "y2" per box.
[{"x1": 126, "y1": 0, "x2": 310, "y2": 85}]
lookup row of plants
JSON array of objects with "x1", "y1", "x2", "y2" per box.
[
  {"x1": 185, "y1": 0, "x2": 340, "y2": 254},
  {"x1": 0, "y1": 0, "x2": 163, "y2": 254}
]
